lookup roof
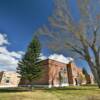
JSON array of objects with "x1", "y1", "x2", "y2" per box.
[{"x1": 38, "y1": 58, "x2": 74, "y2": 65}]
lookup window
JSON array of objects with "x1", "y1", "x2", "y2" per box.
[
  {"x1": 5, "y1": 77, "x2": 10, "y2": 84},
  {"x1": 63, "y1": 77, "x2": 68, "y2": 83},
  {"x1": 63, "y1": 66, "x2": 67, "y2": 72},
  {"x1": 6, "y1": 79, "x2": 10, "y2": 83},
  {"x1": 59, "y1": 67, "x2": 68, "y2": 84}
]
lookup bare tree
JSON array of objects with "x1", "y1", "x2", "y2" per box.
[{"x1": 37, "y1": 0, "x2": 100, "y2": 87}]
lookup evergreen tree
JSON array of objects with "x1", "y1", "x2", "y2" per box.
[{"x1": 17, "y1": 36, "x2": 42, "y2": 88}]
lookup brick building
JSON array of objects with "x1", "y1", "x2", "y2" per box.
[
  {"x1": 19, "y1": 59, "x2": 87, "y2": 87},
  {"x1": 0, "y1": 71, "x2": 20, "y2": 87},
  {"x1": 0, "y1": 59, "x2": 94, "y2": 88}
]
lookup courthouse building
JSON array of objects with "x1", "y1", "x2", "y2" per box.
[{"x1": 19, "y1": 58, "x2": 90, "y2": 87}]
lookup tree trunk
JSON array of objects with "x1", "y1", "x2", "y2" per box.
[
  {"x1": 96, "y1": 67, "x2": 100, "y2": 88},
  {"x1": 29, "y1": 84, "x2": 33, "y2": 91},
  {"x1": 28, "y1": 80, "x2": 33, "y2": 91},
  {"x1": 88, "y1": 62, "x2": 100, "y2": 88}
]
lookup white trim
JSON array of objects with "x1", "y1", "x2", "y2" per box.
[
  {"x1": 48, "y1": 84, "x2": 52, "y2": 88},
  {"x1": 53, "y1": 84, "x2": 60, "y2": 87},
  {"x1": 61, "y1": 83, "x2": 69, "y2": 87},
  {"x1": 0, "y1": 85, "x2": 18, "y2": 88}
]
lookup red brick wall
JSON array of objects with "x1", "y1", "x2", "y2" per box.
[
  {"x1": 19, "y1": 59, "x2": 82, "y2": 86},
  {"x1": 48, "y1": 59, "x2": 68, "y2": 86},
  {"x1": 19, "y1": 59, "x2": 68, "y2": 86},
  {"x1": 67, "y1": 63, "x2": 73, "y2": 84}
]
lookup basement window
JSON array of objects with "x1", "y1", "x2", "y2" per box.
[
  {"x1": 5, "y1": 77, "x2": 10, "y2": 83},
  {"x1": 6, "y1": 80, "x2": 10, "y2": 83}
]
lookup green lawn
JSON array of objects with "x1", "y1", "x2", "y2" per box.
[{"x1": 0, "y1": 86, "x2": 100, "y2": 100}]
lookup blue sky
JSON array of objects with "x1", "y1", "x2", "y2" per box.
[
  {"x1": 0, "y1": 0, "x2": 91, "y2": 73},
  {"x1": 0, "y1": 0, "x2": 53, "y2": 51}
]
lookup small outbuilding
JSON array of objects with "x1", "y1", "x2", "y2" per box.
[{"x1": 0, "y1": 71, "x2": 20, "y2": 87}]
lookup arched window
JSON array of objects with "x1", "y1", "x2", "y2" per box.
[{"x1": 59, "y1": 67, "x2": 68, "y2": 84}]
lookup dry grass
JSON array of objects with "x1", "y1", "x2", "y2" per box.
[{"x1": 0, "y1": 86, "x2": 100, "y2": 100}]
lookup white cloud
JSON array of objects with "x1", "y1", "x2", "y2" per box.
[
  {"x1": 0, "y1": 33, "x2": 9, "y2": 45},
  {"x1": 49, "y1": 54, "x2": 74, "y2": 64},
  {"x1": 39, "y1": 53, "x2": 47, "y2": 60},
  {"x1": 0, "y1": 33, "x2": 24, "y2": 71},
  {"x1": 40, "y1": 53, "x2": 74, "y2": 64},
  {"x1": 0, "y1": 54, "x2": 18, "y2": 67},
  {"x1": 0, "y1": 46, "x2": 23, "y2": 59}
]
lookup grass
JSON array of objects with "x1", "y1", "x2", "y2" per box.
[{"x1": 0, "y1": 86, "x2": 100, "y2": 100}]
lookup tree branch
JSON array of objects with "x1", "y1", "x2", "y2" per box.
[
  {"x1": 65, "y1": 42, "x2": 85, "y2": 57},
  {"x1": 92, "y1": 28, "x2": 98, "y2": 47}
]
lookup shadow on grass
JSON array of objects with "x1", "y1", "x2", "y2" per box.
[
  {"x1": 0, "y1": 86, "x2": 99, "y2": 93},
  {"x1": 0, "y1": 87, "x2": 31, "y2": 93},
  {"x1": 44, "y1": 86, "x2": 99, "y2": 91}
]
